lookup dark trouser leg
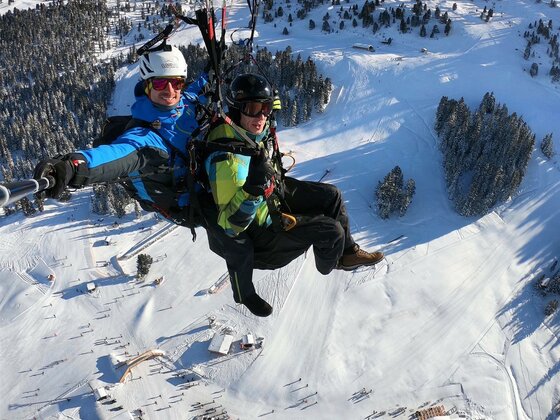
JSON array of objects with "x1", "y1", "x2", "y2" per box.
[
  {"x1": 249, "y1": 213, "x2": 345, "y2": 275},
  {"x1": 199, "y1": 194, "x2": 256, "y2": 304},
  {"x1": 282, "y1": 177, "x2": 356, "y2": 251}
]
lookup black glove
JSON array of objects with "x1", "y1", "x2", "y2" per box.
[
  {"x1": 33, "y1": 157, "x2": 77, "y2": 199},
  {"x1": 243, "y1": 149, "x2": 276, "y2": 198},
  {"x1": 203, "y1": 59, "x2": 213, "y2": 74}
]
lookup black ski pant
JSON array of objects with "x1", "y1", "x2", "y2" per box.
[{"x1": 200, "y1": 177, "x2": 356, "y2": 304}]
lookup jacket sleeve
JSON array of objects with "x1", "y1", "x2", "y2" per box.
[
  {"x1": 205, "y1": 150, "x2": 264, "y2": 237},
  {"x1": 72, "y1": 128, "x2": 169, "y2": 186},
  {"x1": 183, "y1": 73, "x2": 210, "y2": 105}
]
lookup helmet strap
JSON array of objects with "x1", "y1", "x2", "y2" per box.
[{"x1": 144, "y1": 80, "x2": 152, "y2": 96}]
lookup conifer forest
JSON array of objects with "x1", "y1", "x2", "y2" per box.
[{"x1": 0, "y1": 0, "x2": 332, "y2": 216}]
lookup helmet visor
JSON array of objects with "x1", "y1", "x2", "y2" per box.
[
  {"x1": 150, "y1": 77, "x2": 186, "y2": 91},
  {"x1": 239, "y1": 100, "x2": 273, "y2": 118}
]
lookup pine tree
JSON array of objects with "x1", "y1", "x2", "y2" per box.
[
  {"x1": 375, "y1": 166, "x2": 415, "y2": 218},
  {"x1": 524, "y1": 42, "x2": 532, "y2": 60},
  {"x1": 545, "y1": 300, "x2": 558, "y2": 316},
  {"x1": 444, "y1": 19, "x2": 451, "y2": 35},
  {"x1": 400, "y1": 17, "x2": 408, "y2": 32},
  {"x1": 137, "y1": 254, "x2": 153, "y2": 279},
  {"x1": 541, "y1": 133, "x2": 554, "y2": 158},
  {"x1": 530, "y1": 62, "x2": 539, "y2": 77}
]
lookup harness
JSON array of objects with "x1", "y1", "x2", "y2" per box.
[{"x1": 130, "y1": 0, "x2": 300, "y2": 232}]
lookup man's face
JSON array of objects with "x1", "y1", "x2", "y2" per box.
[{"x1": 148, "y1": 77, "x2": 185, "y2": 107}]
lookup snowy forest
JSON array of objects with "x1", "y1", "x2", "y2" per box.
[
  {"x1": 0, "y1": 0, "x2": 332, "y2": 217},
  {"x1": 261, "y1": 0, "x2": 456, "y2": 38},
  {"x1": 435, "y1": 92, "x2": 535, "y2": 217},
  {"x1": 523, "y1": 17, "x2": 560, "y2": 83}
]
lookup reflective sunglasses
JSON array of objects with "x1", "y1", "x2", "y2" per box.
[
  {"x1": 239, "y1": 101, "x2": 273, "y2": 118},
  {"x1": 150, "y1": 77, "x2": 186, "y2": 91}
]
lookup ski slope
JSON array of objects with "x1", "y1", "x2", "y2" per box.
[{"x1": 1, "y1": 0, "x2": 560, "y2": 418}]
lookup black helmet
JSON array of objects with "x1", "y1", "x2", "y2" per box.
[{"x1": 227, "y1": 73, "x2": 273, "y2": 109}]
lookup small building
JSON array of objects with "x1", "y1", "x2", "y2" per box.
[
  {"x1": 86, "y1": 282, "x2": 97, "y2": 293},
  {"x1": 88, "y1": 381, "x2": 109, "y2": 401},
  {"x1": 47, "y1": 274, "x2": 55, "y2": 281},
  {"x1": 93, "y1": 386, "x2": 109, "y2": 401},
  {"x1": 208, "y1": 333, "x2": 234, "y2": 355},
  {"x1": 352, "y1": 43, "x2": 375, "y2": 52},
  {"x1": 241, "y1": 334, "x2": 255, "y2": 350}
]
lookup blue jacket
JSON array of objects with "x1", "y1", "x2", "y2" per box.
[{"x1": 71, "y1": 74, "x2": 208, "y2": 219}]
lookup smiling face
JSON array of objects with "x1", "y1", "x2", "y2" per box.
[{"x1": 147, "y1": 77, "x2": 185, "y2": 107}]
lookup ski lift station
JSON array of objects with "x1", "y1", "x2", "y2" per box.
[
  {"x1": 86, "y1": 282, "x2": 96, "y2": 293},
  {"x1": 208, "y1": 333, "x2": 234, "y2": 355},
  {"x1": 353, "y1": 43, "x2": 375, "y2": 52}
]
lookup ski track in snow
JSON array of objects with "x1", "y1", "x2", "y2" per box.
[{"x1": 3, "y1": 0, "x2": 560, "y2": 418}]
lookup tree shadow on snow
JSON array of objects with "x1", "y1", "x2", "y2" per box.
[
  {"x1": 156, "y1": 325, "x2": 210, "y2": 345},
  {"x1": 496, "y1": 280, "x2": 543, "y2": 345},
  {"x1": 176, "y1": 340, "x2": 214, "y2": 370},
  {"x1": 290, "y1": 136, "x2": 474, "y2": 254},
  {"x1": 95, "y1": 355, "x2": 121, "y2": 384},
  {"x1": 19, "y1": 192, "x2": 161, "y2": 245},
  {"x1": 508, "y1": 185, "x2": 560, "y2": 277},
  {"x1": 526, "y1": 359, "x2": 560, "y2": 399}
]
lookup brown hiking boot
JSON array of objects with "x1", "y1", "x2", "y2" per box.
[{"x1": 339, "y1": 244, "x2": 384, "y2": 271}]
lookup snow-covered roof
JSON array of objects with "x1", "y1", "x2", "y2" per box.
[{"x1": 208, "y1": 333, "x2": 234, "y2": 355}]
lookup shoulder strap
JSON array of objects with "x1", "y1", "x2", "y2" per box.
[
  {"x1": 125, "y1": 118, "x2": 192, "y2": 163},
  {"x1": 204, "y1": 138, "x2": 259, "y2": 156}
]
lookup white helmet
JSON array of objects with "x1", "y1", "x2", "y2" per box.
[{"x1": 138, "y1": 45, "x2": 188, "y2": 80}]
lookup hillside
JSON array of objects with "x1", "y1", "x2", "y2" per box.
[{"x1": 1, "y1": 0, "x2": 560, "y2": 419}]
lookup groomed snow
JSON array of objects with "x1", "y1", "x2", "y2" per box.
[{"x1": 1, "y1": 0, "x2": 560, "y2": 419}]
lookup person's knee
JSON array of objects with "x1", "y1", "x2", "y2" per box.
[
  {"x1": 312, "y1": 220, "x2": 345, "y2": 256},
  {"x1": 322, "y1": 182, "x2": 343, "y2": 204},
  {"x1": 330, "y1": 220, "x2": 345, "y2": 241}
]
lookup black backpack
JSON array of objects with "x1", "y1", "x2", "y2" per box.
[{"x1": 94, "y1": 116, "x2": 154, "y2": 148}]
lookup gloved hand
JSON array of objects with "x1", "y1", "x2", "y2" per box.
[
  {"x1": 242, "y1": 149, "x2": 276, "y2": 198},
  {"x1": 33, "y1": 157, "x2": 77, "y2": 199},
  {"x1": 203, "y1": 59, "x2": 213, "y2": 74}
]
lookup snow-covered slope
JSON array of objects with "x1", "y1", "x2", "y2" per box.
[{"x1": 1, "y1": 0, "x2": 560, "y2": 419}]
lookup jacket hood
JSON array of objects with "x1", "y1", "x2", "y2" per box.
[{"x1": 134, "y1": 80, "x2": 145, "y2": 98}]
